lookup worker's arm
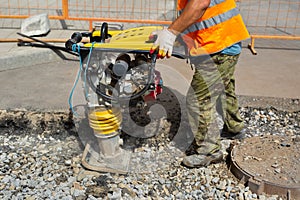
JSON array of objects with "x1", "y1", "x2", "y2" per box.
[
  {"x1": 169, "y1": 0, "x2": 210, "y2": 35},
  {"x1": 151, "y1": 0, "x2": 210, "y2": 58}
]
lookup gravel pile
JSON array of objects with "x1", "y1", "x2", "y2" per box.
[{"x1": 0, "y1": 101, "x2": 299, "y2": 200}]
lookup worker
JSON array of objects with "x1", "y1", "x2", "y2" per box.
[{"x1": 150, "y1": 0, "x2": 250, "y2": 168}]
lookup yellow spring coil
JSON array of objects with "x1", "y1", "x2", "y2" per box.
[{"x1": 88, "y1": 108, "x2": 122, "y2": 135}]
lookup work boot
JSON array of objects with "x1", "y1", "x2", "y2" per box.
[
  {"x1": 221, "y1": 129, "x2": 246, "y2": 140},
  {"x1": 182, "y1": 151, "x2": 223, "y2": 168}
]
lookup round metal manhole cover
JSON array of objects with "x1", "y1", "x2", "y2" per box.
[{"x1": 230, "y1": 135, "x2": 300, "y2": 199}]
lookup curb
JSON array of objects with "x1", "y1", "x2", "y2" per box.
[{"x1": 0, "y1": 47, "x2": 66, "y2": 71}]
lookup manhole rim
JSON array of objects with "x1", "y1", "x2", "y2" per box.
[{"x1": 230, "y1": 136, "x2": 300, "y2": 199}]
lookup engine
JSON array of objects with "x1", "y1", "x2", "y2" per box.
[
  {"x1": 86, "y1": 51, "x2": 163, "y2": 105},
  {"x1": 65, "y1": 23, "x2": 164, "y2": 173}
]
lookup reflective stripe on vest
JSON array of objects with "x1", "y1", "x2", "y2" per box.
[
  {"x1": 183, "y1": 7, "x2": 240, "y2": 34},
  {"x1": 209, "y1": 0, "x2": 226, "y2": 7},
  {"x1": 177, "y1": 0, "x2": 249, "y2": 55}
]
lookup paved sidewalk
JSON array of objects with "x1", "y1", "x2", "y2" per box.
[
  {"x1": 0, "y1": 28, "x2": 299, "y2": 111},
  {"x1": 236, "y1": 41, "x2": 300, "y2": 99}
]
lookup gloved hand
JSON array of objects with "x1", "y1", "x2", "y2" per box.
[{"x1": 150, "y1": 28, "x2": 177, "y2": 58}]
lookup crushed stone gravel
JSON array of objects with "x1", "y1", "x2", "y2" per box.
[{"x1": 0, "y1": 96, "x2": 299, "y2": 200}]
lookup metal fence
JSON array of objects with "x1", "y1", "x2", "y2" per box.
[
  {"x1": 0, "y1": 0, "x2": 176, "y2": 30},
  {"x1": 0, "y1": 0, "x2": 299, "y2": 52},
  {"x1": 236, "y1": 0, "x2": 300, "y2": 54}
]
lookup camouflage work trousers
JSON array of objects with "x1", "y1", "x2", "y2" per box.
[{"x1": 187, "y1": 53, "x2": 244, "y2": 154}]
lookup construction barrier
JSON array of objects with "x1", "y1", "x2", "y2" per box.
[
  {"x1": 0, "y1": 0, "x2": 299, "y2": 53},
  {"x1": 236, "y1": 0, "x2": 300, "y2": 54},
  {"x1": 0, "y1": 0, "x2": 176, "y2": 30}
]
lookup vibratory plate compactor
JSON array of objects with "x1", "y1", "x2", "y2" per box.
[{"x1": 65, "y1": 23, "x2": 185, "y2": 174}]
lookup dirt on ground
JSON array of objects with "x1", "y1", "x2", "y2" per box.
[
  {"x1": 0, "y1": 94, "x2": 299, "y2": 199},
  {"x1": 232, "y1": 135, "x2": 300, "y2": 187}
]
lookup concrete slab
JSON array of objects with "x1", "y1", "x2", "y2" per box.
[{"x1": 21, "y1": 13, "x2": 50, "y2": 37}]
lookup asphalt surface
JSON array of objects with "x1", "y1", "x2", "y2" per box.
[{"x1": 0, "y1": 28, "x2": 300, "y2": 111}]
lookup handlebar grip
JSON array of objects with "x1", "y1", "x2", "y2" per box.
[
  {"x1": 71, "y1": 32, "x2": 83, "y2": 43},
  {"x1": 101, "y1": 22, "x2": 109, "y2": 43},
  {"x1": 65, "y1": 32, "x2": 83, "y2": 50}
]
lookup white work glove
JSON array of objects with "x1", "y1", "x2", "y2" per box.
[{"x1": 150, "y1": 28, "x2": 177, "y2": 58}]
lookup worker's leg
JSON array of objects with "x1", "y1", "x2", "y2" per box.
[
  {"x1": 186, "y1": 55, "x2": 224, "y2": 155},
  {"x1": 217, "y1": 54, "x2": 244, "y2": 133}
]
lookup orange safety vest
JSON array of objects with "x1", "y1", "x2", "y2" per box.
[{"x1": 177, "y1": 0, "x2": 250, "y2": 55}]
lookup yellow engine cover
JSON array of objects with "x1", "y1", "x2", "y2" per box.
[{"x1": 84, "y1": 26, "x2": 164, "y2": 51}]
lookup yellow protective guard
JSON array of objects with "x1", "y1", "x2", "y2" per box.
[
  {"x1": 88, "y1": 108, "x2": 122, "y2": 135},
  {"x1": 84, "y1": 26, "x2": 164, "y2": 51}
]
